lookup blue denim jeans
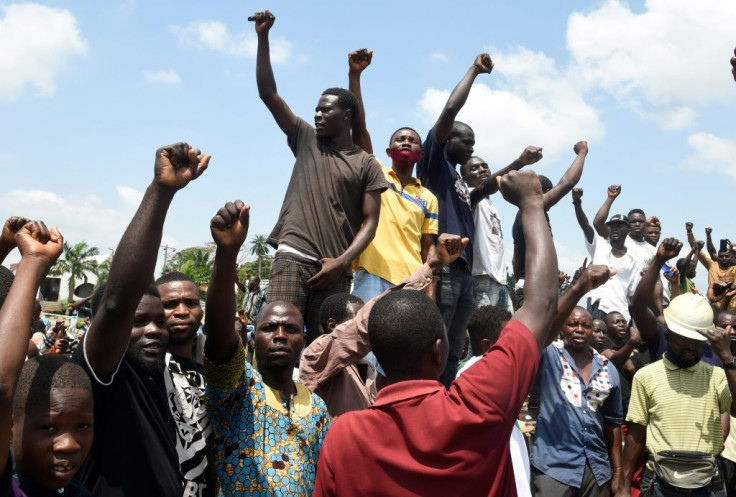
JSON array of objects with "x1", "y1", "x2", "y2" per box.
[
  {"x1": 352, "y1": 269, "x2": 394, "y2": 303},
  {"x1": 473, "y1": 275, "x2": 513, "y2": 313},
  {"x1": 437, "y1": 260, "x2": 475, "y2": 388}
]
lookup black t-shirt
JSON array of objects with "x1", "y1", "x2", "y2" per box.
[
  {"x1": 72, "y1": 348, "x2": 182, "y2": 497},
  {"x1": 0, "y1": 451, "x2": 91, "y2": 497},
  {"x1": 600, "y1": 337, "x2": 651, "y2": 417},
  {"x1": 416, "y1": 129, "x2": 475, "y2": 267}
]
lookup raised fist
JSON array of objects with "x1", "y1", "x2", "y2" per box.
[
  {"x1": 210, "y1": 200, "x2": 250, "y2": 251},
  {"x1": 657, "y1": 237, "x2": 682, "y2": 262},
  {"x1": 251, "y1": 10, "x2": 275, "y2": 34},
  {"x1": 573, "y1": 141, "x2": 588, "y2": 155},
  {"x1": 15, "y1": 221, "x2": 63, "y2": 267},
  {"x1": 349, "y1": 48, "x2": 373, "y2": 73},
  {"x1": 518, "y1": 146, "x2": 543, "y2": 166},
  {"x1": 474, "y1": 53, "x2": 494, "y2": 74},
  {"x1": 153, "y1": 143, "x2": 210, "y2": 191},
  {"x1": 497, "y1": 170, "x2": 542, "y2": 208},
  {"x1": 1, "y1": 216, "x2": 30, "y2": 250}
]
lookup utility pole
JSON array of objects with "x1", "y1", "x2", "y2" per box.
[{"x1": 161, "y1": 244, "x2": 176, "y2": 270}]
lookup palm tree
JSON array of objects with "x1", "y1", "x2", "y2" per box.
[
  {"x1": 51, "y1": 241, "x2": 100, "y2": 303},
  {"x1": 95, "y1": 251, "x2": 114, "y2": 287},
  {"x1": 249, "y1": 235, "x2": 271, "y2": 279}
]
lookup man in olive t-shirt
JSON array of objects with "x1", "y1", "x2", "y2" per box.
[{"x1": 253, "y1": 10, "x2": 388, "y2": 342}]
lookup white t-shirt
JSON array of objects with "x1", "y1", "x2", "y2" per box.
[
  {"x1": 625, "y1": 236, "x2": 656, "y2": 267},
  {"x1": 457, "y1": 356, "x2": 532, "y2": 497},
  {"x1": 584, "y1": 234, "x2": 601, "y2": 305},
  {"x1": 590, "y1": 235, "x2": 645, "y2": 322},
  {"x1": 470, "y1": 191, "x2": 506, "y2": 283}
]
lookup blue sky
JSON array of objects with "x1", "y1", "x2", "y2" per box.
[{"x1": 1, "y1": 0, "x2": 735, "y2": 291}]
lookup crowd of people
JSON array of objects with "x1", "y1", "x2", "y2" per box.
[{"x1": 1, "y1": 11, "x2": 736, "y2": 497}]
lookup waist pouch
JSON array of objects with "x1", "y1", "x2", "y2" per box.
[{"x1": 651, "y1": 451, "x2": 717, "y2": 490}]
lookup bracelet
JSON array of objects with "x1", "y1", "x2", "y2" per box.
[{"x1": 572, "y1": 200, "x2": 582, "y2": 206}]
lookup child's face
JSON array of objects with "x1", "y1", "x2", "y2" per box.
[{"x1": 12, "y1": 387, "x2": 94, "y2": 490}]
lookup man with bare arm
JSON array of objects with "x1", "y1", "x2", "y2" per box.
[
  {"x1": 73, "y1": 143, "x2": 211, "y2": 497},
  {"x1": 314, "y1": 170, "x2": 559, "y2": 496},
  {"x1": 252, "y1": 11, "x2": 388, "y2": 343}
]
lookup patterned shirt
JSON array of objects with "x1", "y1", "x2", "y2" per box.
[
  {"x1": 164, "y1": 353, "x2": 212, "y2": 496},
  {"x1": 531, "y1": 340, "x2": 623, "y2": 488},
  {"x1": 204, "y1": 343, "x2": 330, "y2": 496}
]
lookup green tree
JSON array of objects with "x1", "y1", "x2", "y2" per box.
[
  {"x1": 249, "y1": 234, "x2": 271, "y2": 279},
  {"x1": 95, "y1": 252, "x2": 114, "y2": 287},
  {"x1": 50, "y1": 241, "x2": 100, "y2": 303},
  {"x1": 162, "y1": 246, "x2": 215, "y2": 288},
  {"x1": 162, "y1": 246, "x2": 213, "y2": 273}
]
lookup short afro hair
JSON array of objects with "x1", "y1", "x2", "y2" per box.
[
  {"x1": 467, "y1": 305, "x2": 512, "y2": 351},
  {"x1": 388, "y1": 127, "x2": 422, "y2": 147},
  {"x1": 13, "y1": 354, "x2": 92, "y2": 419},
  {"x1": 0, "y1": 266, "x2": 14, "y2": 309},
  {"x1": 368, "y1": 290, "x2": 445, "y2": 379},
  {"x1": 460, "y1": 156, "x2": 488, "y2": 178},
  {"x1": 675, "y1": 257, "x2": 687, "y2": 273},
  {"x1": 319, "y1": 293, "x2": 363, "y2": 333},
  {"x1": 91, "y1": 282, "x2": 160, "y2": 317},
  {"x1": 155, "y1": 271, "x2": 195, "y2": 287},
  {"x1": 538, "y1": 175, "x2": 553, "y2": 194},
  {"x1": 321, "y1": 87, "x2": 358, "y2": 125},
  {"x1": 449, "y1": 121, "x2": 473, "y2": 140},
  {"x1": 628, "y1": 208, "x2": 646, "y2": 219}
]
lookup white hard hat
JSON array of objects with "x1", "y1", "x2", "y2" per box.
[{"x1": 663, "y1": 293, "x2": 714, "y2": 342}]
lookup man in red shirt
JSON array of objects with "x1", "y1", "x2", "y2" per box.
[{"x1": 313, "y1": 169, "x2": 560, "y2": 496}]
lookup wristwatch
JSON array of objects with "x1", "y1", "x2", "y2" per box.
[{"x1": 723, "y1": 358, "x2": 736, "y2": 370}]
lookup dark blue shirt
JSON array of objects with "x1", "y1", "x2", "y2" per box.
[
  {"x1": 531, "y1": 342, "x2": 623, "y2": 488},
  {"x1": 416, "y1": 129, "x2": 474, "y2": 267}
]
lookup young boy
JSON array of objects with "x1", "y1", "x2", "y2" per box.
[{"x1": 0, "y1": 220, "x2": 94, "y2": 496}]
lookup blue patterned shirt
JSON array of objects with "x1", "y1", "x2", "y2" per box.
[
  {"x1": 531, "y1": 341, "x2": 623, "y2": 488},
  {"x1": 204, "y1": 343, "x2": 330, "y2": 496}
]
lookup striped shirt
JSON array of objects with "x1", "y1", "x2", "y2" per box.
[
  {"x1": 353, "y1": 165, "x2": 438, "y2": 285},
  {"x1": 627, "y1": 355, "x2": 731, "y2": 455}
]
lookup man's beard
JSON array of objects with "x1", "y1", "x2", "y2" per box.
[{"x1": 125, "y1": 348, "x2": 165, "y2": 378}]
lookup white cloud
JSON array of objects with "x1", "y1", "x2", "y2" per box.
[
  {"x1": 170, "y1": 20, "x2": 292, "y2": 63},
  {"x1": 0, "y1": 186, "x2": 180, "y2": 274},
  {"x1": 554, "y1": 241, "x2": 590, "y2": 277},
  {"x1": 115, "y1": 186, "x2": 144, "y2": 209},
  {"x1": 417, "y1": 47, "x2": 605, "y2": 165},
  {"x1": 0, "y1": 3, "x2": 88, "y2": 101},
  {"x1": 143, "y1": 68, "x2": 181, "y2": 85},
  {"x1": 430, "y1": 52, "x2": 449, "y2": 63},
  {"x1": 567, "y1": 0, "x2": 736, "y2": 128},
  {"x1": 0, "y1": 187, "x2": 141, "y2": 251},
  {"x1": 677, "y1": 133, "x2": 736, "y2": 180}
]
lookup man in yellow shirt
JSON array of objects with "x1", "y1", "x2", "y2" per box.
[{"x1": 347, "y1": 49, "x2": 439, "y2": 301}]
